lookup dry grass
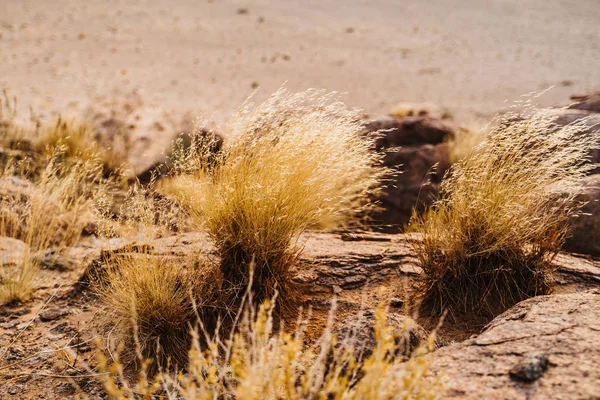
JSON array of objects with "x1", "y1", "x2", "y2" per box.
[
  {"x1": 38, "y1": 117, "x2": 126, "y2": 175},
  {"x1": 95, "y1": 89, "x2": 387, "y2": 374},
  {"x1": 410, "y1": 108, "x2": 596, "y2": 316},
  {"x1": 0, "y1": 149, "x2": 103, "y2": 304},
  {"x1": 96, "y1": 253, "x2": 199, "y2": 368},
  {"x1": 98, "y1": 298, "x2": 442, "y2": 400},
  {"x1": 165, "y1": 89, "x2": 387, "y2": 309},
  {"x1": 446, "y1": 122, "x2": 488, "y2": 163}
]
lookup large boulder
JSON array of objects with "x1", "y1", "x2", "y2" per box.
[
  {"x1": 564, "y1": 174, "x2": 600, "y2": 256},
  {"x1": 363, "y1": 116, "x2": 454, "y2": 231},
  {"x1": 551, "y1": 109, "x2": 600, "y2": 173},
  {"x1": 364, "y1": 116, "x2": 453, "y2": 148},
  {"x1": 428, "y1": 291, "x2": 600, "y2": 399},
  {"x1": 568, "y1": 92, "x2": 600, "y2": 113}
]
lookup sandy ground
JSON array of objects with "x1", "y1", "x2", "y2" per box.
[{"x1": 0, "y1": 0, "x2": 599, "y2": 125}]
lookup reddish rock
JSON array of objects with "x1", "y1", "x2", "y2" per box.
[
  {"x1": 363, "y1": 116, "x2": 454, "y2": 231},
  {"x1": 564, "y1": 174, "x2": 600, "y2": 256},
  {"x1": 364, "y1": 116, "x2": 454, "y2": 148},
  {"x1": 428, "y1": 291, "x2": 600, "y2": 399},
  {"x1": 568, "y1": 92, "x2": 600, "y2": 113}
]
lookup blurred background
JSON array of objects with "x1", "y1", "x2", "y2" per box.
[{"x1": 1, "y1": 0, "x2": 599, "y2": 124}]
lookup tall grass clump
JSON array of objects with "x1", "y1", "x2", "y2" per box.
[
  {"x1": 167, "y1": 89, "x2": 386, "y2": 309},
  {"x1": 98, "y1": 300, "x2": 442, "y2": 400},
  {"x1": 410, "y1": 108, "x2": 596, "y2": 316}
]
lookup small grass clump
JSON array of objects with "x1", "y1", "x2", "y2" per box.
[
  {"x1": 96, "y1": 253, "x2": 200, "y2": 367},
  {"x1": 410, "y1": 108, "x2": 596, "y2": 316},
  {"x1": 166, "y1": 89, "x2": 386, "y2": 310},
  {"x1": 38, "y1": 117, "x2": 126, "y2": 176}
]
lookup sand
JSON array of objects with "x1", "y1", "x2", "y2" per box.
[{"x1": 1, "y1": 0, "x2": 599, "y2": 124}]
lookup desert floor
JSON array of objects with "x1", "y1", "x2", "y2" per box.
[{"x1": 1, "y1": 0, "x2": 599, "y2": 125}]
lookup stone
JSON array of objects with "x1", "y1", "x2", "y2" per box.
[
  {"x1": 389, "y1": 298, "x2": 404, "y2": 308},
  {"x1": 363, "y1": 116, "x2": 454, "y2": 148},
  {"x1": 509, "y1": 352, "x2": 549, "y2": 382},
  {"x1": 39, "y1": 307, "x2": 69, "y2": 322},
  {"x1": 7, "y1": 386, "x2": 20, "y2": 395},
  {"x1": 564, "y1": 174, "x2": 600, "y2": 256},
  {"x1": 0, "y1": 236, "x2": 28, "y2": 266},
  {"x1": 551, "y1": 110, "x2": 600, "y2": 173},
  {"x1": 375, "y1": 143, "x2": 450, "y2": 231},
  {"x1": 428, "y1": 291, "x2": 600, "y2": 399},
  {"x1": 333, "y1": 309, "x2": 428, "y2": 362},
  {"x1": 568, "y1": 92, "x2": 600, "y2": 113},
  {"x1": 362, "y1": 116, "x2": 454, "y2": 232},
  {"x1": 54, "y1": 383, "x2": 76, "y2": 395}
]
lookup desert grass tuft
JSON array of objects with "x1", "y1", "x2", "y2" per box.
[
  {"x1": 410, "y1": 108, "x2": 596, "y2": 316},
  {"x1": 166, "y1": 89, "x2": 387, "y2": 311},
  {"x1": 96, "y1": 253, "x2": 200, "y2": 368},
  {"x1": 38, "y1": 117, "x2": 126, "y2": 175}
]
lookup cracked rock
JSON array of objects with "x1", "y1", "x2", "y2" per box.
[{"x1": 428, "y1": 291, "x2": 600, "y2": 399}]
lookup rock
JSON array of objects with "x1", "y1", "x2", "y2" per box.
[
  {"x1": 54, "y1": 383, "x2": 76, "y2": 395},
  {"x1": 39, "y1": 307, "x2": 69, "y2": 322},
  {"x1": 551, "y1": 110, "x2": 600, "y2": 173},
  {"x1": 363, "y1": 116, "x2": 454, "y2": 148},
  {"x1": 509, "y1": 352, "x2": 549, "y2": 382},
  {"x1": 564, "y1": 174, "x2": 600, "y2": 256},
  {"x1": 569, "y1": 92, "x2": 600, "y2": 113},
  {"x1": 333, "y1": 309, "x2": 427, "y2": 362},
  {"x1": 1, "y1": 320, "x2": 19, "y2": 329},
  {"x1": 362, "y1": 116, "x2": 454, "y2": 231},
  {"x1": 389, "y1": 298, "x2": 404, "y2": 308},
  {"x1": 84, "y1": 97, "x2": 189, "y2": 180},
  {"x1": 428, "y1": 291, "x2": 600, "y2": 399},
  {"x1": 377, "y1": 143, "x2": 451, "y2": 231},
  {"x1": 7, "y1": 386, "x2": 20, "y2": 395},
  {"x1": 297, "y1": 232, "x2": 421, "y2": 294},
  {"x1": 0, "y1": 236, "x2": 28, "y2": 266},
  {"x1": 554, "y1": 252, "x2": 600, "y2": 283},
  {"x1": 133, "y1": 127, "x2": 223, "y2": 184}
]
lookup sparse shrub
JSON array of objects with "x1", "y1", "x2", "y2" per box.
[
  {"x1": 410, "y1": 108, "x2": 596, "y2": 316},
  {"x1": 167, "y1": 89, "x2": 386, "y2": 309},
  {"x1": 98, "y1": 300, "x2": 442, "y2": 399}
]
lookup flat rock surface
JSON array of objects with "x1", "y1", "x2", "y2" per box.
[{"x1": 428, "y1": 291, "x2": 600, "y2": 400}]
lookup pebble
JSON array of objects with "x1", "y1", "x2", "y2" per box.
[
  {"x1": 39, "y1": 307, "x2": 68, "y2": 322},
  {"x1": 509, "y1": 352, "x2": 549, "y2": 382}
]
